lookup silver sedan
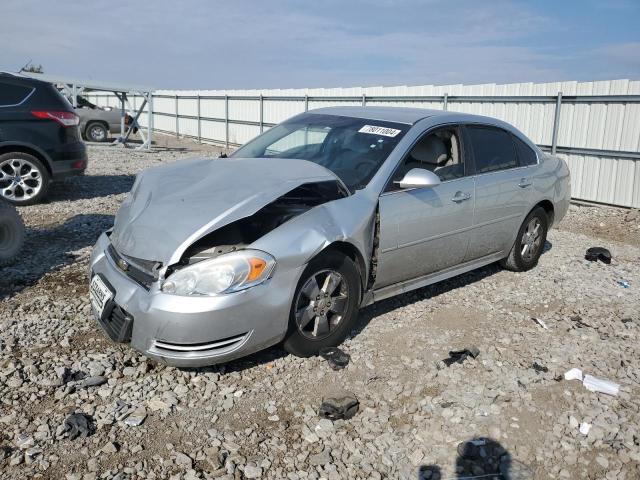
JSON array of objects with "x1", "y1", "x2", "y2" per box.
[{"x1": 89, "y1": 107, "x2": 570, "y2": 367}]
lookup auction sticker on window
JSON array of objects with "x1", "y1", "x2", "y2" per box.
[{"x1": 358, "y1": 125, "x2": 402, "y2": 137}]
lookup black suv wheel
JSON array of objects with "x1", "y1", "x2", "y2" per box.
[{"x1": 0, "y1": 152, "x2": 51, "y2": 205}]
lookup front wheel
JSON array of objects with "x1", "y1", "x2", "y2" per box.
[
  {"x1": 284, "y1": 250, "x2": 361, "y2": 357},
  {"x1": 500, "y1": 207, "x2": 548, "y2": 272}
]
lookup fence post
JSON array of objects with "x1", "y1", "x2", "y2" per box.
[
  {"x1": 551, "y1": 92, "x2": 563, "y2": 155},
  {"x1": 361, "y1": 93, "x2": 366, "y2": 107},
  {"x1": 225, "y1": 94, "x2": 229, "y2": 151},
  {"x1": 304, "y1": 94, "x2": 309, "y2": 112},
  {"x1": 443, "y1": 93, "x2": 448, "y2": 111},
  {"x1": 175, "y1": 94, "x2": 179, "y2": 138},
  {"x1": 196, "y1": 93, "x2": 201, "y2": 143},
  {"x1": 259, "y1": 94, "x2": 264, "y2": 133}
]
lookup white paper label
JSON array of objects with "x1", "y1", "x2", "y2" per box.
[{"x1": 358, "y1": 125, "x2": 401, "y2": 137}]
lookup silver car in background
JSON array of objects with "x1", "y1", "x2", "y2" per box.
[{"x1": 89, "y1": 107, "x2": 570, "y2": 367}]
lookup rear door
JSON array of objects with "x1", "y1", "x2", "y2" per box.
[{"x1": 463, "y1": 125, "x2": 532, "y2": 260}]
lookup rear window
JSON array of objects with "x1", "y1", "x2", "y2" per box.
[
  {"x1": 466, "y1": 126, "x2": 518, "y2": 174},
  {"x1": 513, "y1": 135, "x2": 538, "y2": 166},
  {"x1": 0, "y1": 82, "x2": 34, "y2": 107}
]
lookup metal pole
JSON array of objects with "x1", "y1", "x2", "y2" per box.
[
  {"x1": 551, "y1": 92, "x2": 562, "y2": 155},
  {"x1": 361, "y1": 94, "x2": 366, "y2": 107},
  {"x1": 443, "y1": 93, "x2": 448, "y2": 111},
  {"x1": 120, "y1": 92, "x2": 126, "y2": 141},
  {"x1": 196, "y1": 93, "x2": 201, "y2": 143},
  {"x1": 225, "y1": 94, "x2": 229, "y2": 151},
  {"x1": 304, "y1": 94, "x2": 309, "y2": 112},
  {"x1": 148, "y1": 93, "x2": 153, "y2": 150},
  {"x1": 259, "y1": 94, "x2": 264, "y2": 133},
  {"x1": 175, "y1": 95, "x2": 179, "y2": 138}
]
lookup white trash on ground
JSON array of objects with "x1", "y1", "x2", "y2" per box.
[
  {"x1": 583, "y1": 374, "x2": 620, "y2": 396},
  {"x1": 579, "y1": 422, "x2": 592, "y2": 435},
  {"x1": 564, "y1": 368, "x2": 583, "y2": 381}
]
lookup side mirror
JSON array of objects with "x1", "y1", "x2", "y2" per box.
[{"x1": 396, "y1": 168, "x2": 441, "y2": 189}]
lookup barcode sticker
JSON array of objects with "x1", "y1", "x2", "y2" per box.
[{"x1": 358, "y1": 125, "x2": 402, "y2": 137}]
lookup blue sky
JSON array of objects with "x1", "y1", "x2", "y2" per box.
[{"x1": 1, "y1": 0, "x2": 639, "y2": 89}]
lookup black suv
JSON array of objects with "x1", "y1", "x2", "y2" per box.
[{"x1": 0, "y1": 72, "x2": 87, "y2": 205}]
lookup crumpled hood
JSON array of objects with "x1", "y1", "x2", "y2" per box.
[{"x1": 110, "y1": 157, "x2": 339, "y2": 265}]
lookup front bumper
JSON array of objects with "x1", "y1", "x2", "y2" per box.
[{"x1": 89, "y1": 232, "x2": 302, "y2": 367}]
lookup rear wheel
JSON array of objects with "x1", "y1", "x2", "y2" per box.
[
  {"x1": 284, "y1": 250, "x2": 361, "y2": 357},
  {"x1": 0, "y1": 152, "x2": 50, "y2": 205},
  {"x1": 500, "y1": 207, "x2": 548, "y2": 272},
  {"x1": 86, "y1": 122, "x2": 108, "y2": 142},
  {"x1": 0, "y1": 200, "x2": 25, "y2": 266}
]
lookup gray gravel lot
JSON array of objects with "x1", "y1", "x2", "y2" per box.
[{"x1": 1, "y1": 136, "x2": 640, "y2": 480}]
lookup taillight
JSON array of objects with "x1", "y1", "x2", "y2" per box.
[{"x1": 31, "y1": 110, "x2": 79, "y2": 127}]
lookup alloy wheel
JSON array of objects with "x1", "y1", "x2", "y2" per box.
[
  {"x1": 521, "y1": 217, "x2": 543, "y2": 261},
  {"x1": 0, "y1": 158, "x2": 43, "y2": 202},
  {"x1": 90, "y1": 125, "x2": 106, "y2": 141},
  {"x1": 294, "y1": 269, "x2": 349, "y2": 340}
]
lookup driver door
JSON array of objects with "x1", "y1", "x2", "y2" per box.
[{"x1": 374, "y1": 126, "x2": 475, "y2": 288}]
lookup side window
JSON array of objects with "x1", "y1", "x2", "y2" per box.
[
  {"x1": 0, "y1": 82, "x2": 33, "y2": 107},
  {"x1": 466, "y1": 126, "x2": 517, "y2": 174},
  {"x1": 387, "y1": 127, "x2": 464, "y2": 191},
  {"x1": 512, "y1": 135, "x2": 538, "y2": 166}
]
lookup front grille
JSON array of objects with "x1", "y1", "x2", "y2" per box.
[
  {"x1": 100, "y1": 304, "x2": 133, "y2": 343},
  {"x1": 107, "y1": 244, "x2": 160, "y2": 290},
  {"x1": 153, "y1": 333, "x2": 249, "y2": 356}
]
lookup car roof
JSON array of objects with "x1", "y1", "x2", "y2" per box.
[
  {"x1": 306, "y1": 105, "x2": 512, "y2": 127},
  {"x1": 0, "y1": 71, "x2": 49, "y2": 87},
  {"x1": 306, "y1": 106, "x2": 441, "y2": 124}
]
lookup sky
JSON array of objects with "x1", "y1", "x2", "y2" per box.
[{"x1": 1, "y1": 0, "x2": 639, "y2": 90}]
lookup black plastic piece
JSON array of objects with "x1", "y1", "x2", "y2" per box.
[{"x1": 585, "y1": 247, "x2": 612, "y2": 264}]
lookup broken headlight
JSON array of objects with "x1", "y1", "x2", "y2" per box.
[{"x1": 161, "y1": 250, "x2": 275, "y2": 296}]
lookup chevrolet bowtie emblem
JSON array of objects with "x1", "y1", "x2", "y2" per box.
[{"x1": 116, "y1": 258, "x2": 129, "y2": 271}]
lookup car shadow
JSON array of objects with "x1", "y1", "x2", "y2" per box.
[
  {"x1": 419, "y1": 436, "x2": 534, "y2": 479},
  {"x1": 0, "y1": 213, "x2": 114, "y2": 299},
  {"x1": 45, "y1": 174, "x2": 135, "y2": 202},
  {"x1": 351, "y1": 262, "x2": 502, "y2": 339},
  {"x1": 188, "y1": 247, "x2": 558, "y2": 374}
]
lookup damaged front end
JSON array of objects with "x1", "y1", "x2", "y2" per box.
[
  {"x1": 90, "y1": 156, "x2": 378, "y2": 366},
  {"x1": 108, "y1": 157, "x2": 356, "y2": 292},
  {"x1": 178, "y1": 181, "x2": 349, "y2": 266}
]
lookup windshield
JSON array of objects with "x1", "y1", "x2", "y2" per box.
[{"x1": 231, "y1": 113, "x2": 409, "y2": 191}]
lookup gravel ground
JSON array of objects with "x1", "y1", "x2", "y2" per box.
[{"x1": 1, "y1": 136, "x2": 639, "y2": 480}]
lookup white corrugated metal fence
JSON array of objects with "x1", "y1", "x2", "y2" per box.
[{"x1": 88, "y1": 79, "x2": 640, "y2": 208}]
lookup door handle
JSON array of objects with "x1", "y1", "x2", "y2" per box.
[
  {"x1": 518, "y1": 178, "x2": 532, "y2": 188},
  {"x1": 451, "y1": 191, "x2": 471, "y2": 203}
]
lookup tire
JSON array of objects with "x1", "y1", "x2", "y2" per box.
[
  {"x1": 284, "y1": 250, "x2": 361, "y2": 357},
  {"x1": 500, "y1": 206, "x2": 548, "y2": 272},
  {"x1": 86, "y1": 122, "x2": 108, "y2": 142},
  {"x1": 0, "y1": 200, "x2": 25, "y2": 266},
  {"x1": 0, "y1": 152, "x2": 51, "y2": 205}
]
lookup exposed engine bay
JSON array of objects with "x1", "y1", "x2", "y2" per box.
[{"x1": 179, "y1": 181, "x2": 349, "y2": 265}]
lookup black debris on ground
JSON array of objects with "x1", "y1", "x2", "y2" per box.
[
  {"x1": 318, "y1": 347, "x2": 350, "y2": 370},
  {"x1": 442, "y1": 346, "x2": 480, "y2": 367},
  {"x1": 585, "y1": 247, "x2": 612, "y2": 264},
  {"x1": 61, "y1": 368, "x2": 87, "y2": 385},
  {"x1": 318, "y1": 394, "x2": 359, "y2": 420},
  {"x1": 62, "y1": 413, "x2": 95, "y2": 440},
  {"x1": 532, "y1": 362, "x2": 549, "y2": 373}
]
